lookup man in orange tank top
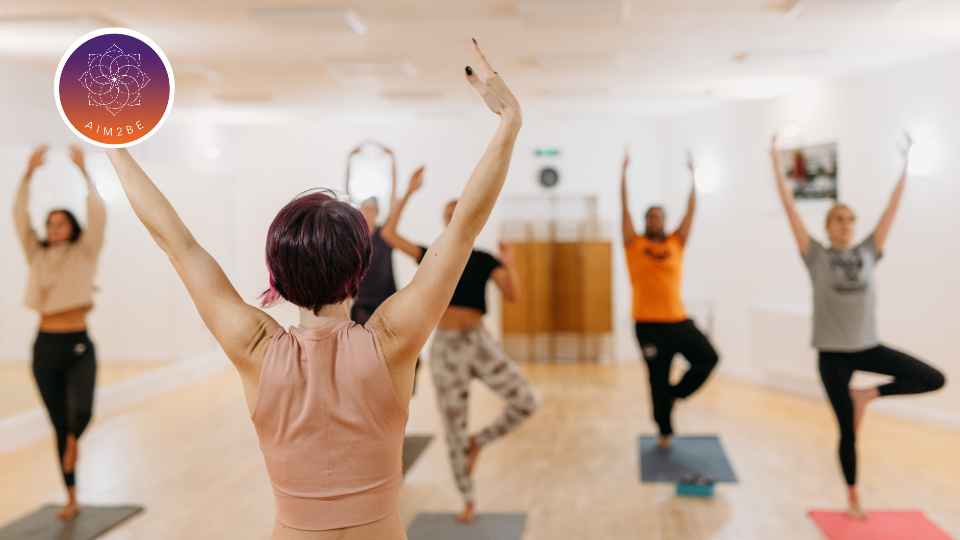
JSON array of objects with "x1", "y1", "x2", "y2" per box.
[{"x1": 621, "y1": 150, "x2": 719, "y2": 449}]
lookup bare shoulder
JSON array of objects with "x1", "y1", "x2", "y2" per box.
[
  {"x1": 366, "y1": 306, "x2": 419, "y2": 367},
  {"x1": 233, "y1": 310, "x2": 284, "y2": 369}
]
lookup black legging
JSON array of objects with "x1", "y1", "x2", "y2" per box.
[
  {"x1": 635, "y1": 320, "x2": 720, "y2": 436},
  {"x1": 32, "y1": 330, "x2": 97, "y2": 488},
  {"x1": 819, "y1": 345, "x2": 946, "y2": 486}
]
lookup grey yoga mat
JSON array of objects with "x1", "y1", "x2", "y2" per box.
[
  {"x1": 408, "y1": 513, "x2": 527, "y2": 540},
  {"x1": 638, "y1": 435, "x2": 738, "y2": 483},
  {"x1": 0, "y1": 505, "x2": 143, "y2": 540},
  {"x1": 403, "y1": 434, "x2": 434, "y2": 475}
]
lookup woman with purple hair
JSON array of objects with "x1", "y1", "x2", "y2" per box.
[
  {"x1": 13, "y1": 144, "x2": 106, "y2": 521},
  {"x1": 104, "y1": 41, "x2": 520, "y2": 540}
]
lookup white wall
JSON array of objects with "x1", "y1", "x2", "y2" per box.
[
  {"x1": 0, "y1": 60, "x2": 663, "y2": 364},
  {"x1": 1, "y1": 64, "x2": 239, "y2": 362},
  {"x1": 213, "y1": 106, "x2": 665, "y2": 364},
  {"x1": 656, "y1": 50, "x2": 960, "y2": 423},
  {"x1": 2, "y1": 49, "x2": 957, "y2": 425}
]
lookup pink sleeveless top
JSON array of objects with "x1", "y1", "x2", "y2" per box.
[{"x1": 252, "y1": 319, "x2": 408, "y2": 531}]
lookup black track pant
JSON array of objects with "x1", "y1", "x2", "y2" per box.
[
  {"x1": 32, "y1": 330, "x2": 97, "y2": 488},
  {"x1": 818, "y1": 345, "x2": 945, "y2": 486},
  {"x1": 635, "y1": 320, "x2": 720, "y2": 436}
]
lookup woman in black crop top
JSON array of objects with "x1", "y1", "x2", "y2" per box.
[{"x1": 382, "y1": 187, "x2": 540, "y2": 524}]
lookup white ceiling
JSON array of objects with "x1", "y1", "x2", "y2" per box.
[{"x1": 1, "y1": 0, "x2": 959, "y2": 113}]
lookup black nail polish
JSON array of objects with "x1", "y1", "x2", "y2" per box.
[
  {"x1": 465, "y1": 66, "x2": 473, "y2": 76},
  {"x1": 472, "y1": 38, "x2": 477, "y2": 45}
]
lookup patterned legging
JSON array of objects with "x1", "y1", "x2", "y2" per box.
[{"x1": 430, "y1": 327, "x2": 539, "y2": 504}]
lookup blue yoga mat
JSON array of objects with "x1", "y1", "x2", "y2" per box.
[
  {"x1": 638, "y1": 435, "x2": 738, "y2": 483},
  {"x1": 408, "y1": 512, "x2": 526, "y2": 540}
]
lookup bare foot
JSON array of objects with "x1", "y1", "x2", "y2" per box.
[
  {"x1": 850, "y1": 388, "x2": 877, "y2": 433},
  {"x1": 466, "y1": 436, "x2": 481, "y2": 476},
  {"x1": 63, "y1": 434, "x2": 78, "y2": 473},
  {"x1": 57, "y1": 502, "x2": 79, "y2": 521},
  {"x1": 456, "y1": 502, "x2": 476, "y2": 524},
  {"x1": 657, "y1": 435, "x2": 673, "y2": 450},
  {"x1": 847, "y1": 488, "x2": 867, "y2": 520}
]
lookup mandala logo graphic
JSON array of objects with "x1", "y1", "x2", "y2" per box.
[
  {"x1": 55, "y1": 28, "x2": 175, "y2": 148},
  {"x1": 79, "y1": 43, "x2": 151, "y2": 116}
]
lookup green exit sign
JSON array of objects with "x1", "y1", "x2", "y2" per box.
[{"x1": 534, "y1": 147, "x2": 561, "y2": 157}]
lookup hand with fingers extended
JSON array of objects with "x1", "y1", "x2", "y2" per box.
[
  {"x1": 407, "y1": 166, "x2": 425, "y2": 195},
  {"x1": 499, "y1": 241, "x2": 515, "y2": 265},
  {"x1": 27, "y1": 145, "x2": 48, "y2": 176},
  {"x1": 899, "y1": 131, "x2": 913, "y2": 163},
  {"x1": 69, "y1": 144, "x2": 87, "y2": 173},
  {"x1": 465, "y1": 39, "x2": 521, "y2": 126},
  {"x1": 770, "y1": 134, "x2": 783, "y2": 161},
  {"x1": 381, "y1": 144, "x2": 395, "y2": 157}
]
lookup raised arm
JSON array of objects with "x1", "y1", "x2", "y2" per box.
[
  {"x1": 370, "y1": 40, "x2": 521, "y2": 364},
  {"x1": 770, "y1": 135, "x2": 811, "y2": 256},
  {"x1": 873, "y1": 133, "x2": 912, "y2": 254},
  {"x1": 673, "y1": 152, "x2": 697, "y2": 246},
  {"x1": 380, "y1": 165, "x2": 425, "y2": 260},
  {"x1": 491, "y1": 241, "x2": 520, "y2": 303},
  {"x1": 344, "y1": 145, "x2": 361, "y2": 196},
  {"x1": 105, "y1": 149, "x2": 280, "y2": 372},
  {"x1": 382, "y1": 144, "x2": 398, "y2": 212},
  {"x1": 69, "y1": 145, "x2": 107, "y2": 256},
  {"x1": 620, "y1": 149, "x2": 638, "y2": 246},
  {"x1": 12, "y1": 145, "x2": 46, "y2": 262}
]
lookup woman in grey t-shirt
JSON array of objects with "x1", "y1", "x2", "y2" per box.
[{"x1": 770, "y1": 134, "x2": 945, "y2": 519}]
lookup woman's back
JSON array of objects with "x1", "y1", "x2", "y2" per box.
[
  {"x1": 104, "y1": 40, "x2": 520, "y2": 540},
  {"x1": 254, "y1": 319, "x2": 407, "y2": 533}
]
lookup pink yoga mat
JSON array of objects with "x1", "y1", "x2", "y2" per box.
[{"x1": 809, "y1": 510, "x2": 953, "y2": 540}]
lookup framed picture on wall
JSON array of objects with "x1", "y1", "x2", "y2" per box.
[{"x1": 777, "y1": 142, "x2": 838, "y2": 200}]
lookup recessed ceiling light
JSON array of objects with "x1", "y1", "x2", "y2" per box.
[
  {"x1": 327, "y1": 59, "x2": 418, "y2": 81},
  {"x1": 0, "y1": 13, "x2": 119, "y2": 58},
  {"x1": 214, "y1": 91, "x2": 273, "y2": 103},
  {"x1": 250, "y1": 6, "x2": 367, "y2": 35},
  {"x1": 381, "y1": 90, "x2": 446, "y2": 101}
]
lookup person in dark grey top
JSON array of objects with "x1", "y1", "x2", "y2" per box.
[
  {"x1": 348, "y1": 144, "x2": 425, "y2": 393},
  {"x1": 771, "y1": 134, "x2": 945, "y2": 519},
  {"x1": 350, "y1": 141, "x2": 399, "y2": 324},
  {"x1": 352, "y1": 225, "x2": 398, "y2": 323}
]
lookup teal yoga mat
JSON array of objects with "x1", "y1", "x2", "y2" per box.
[{"x1": 638, "y1": 435, "x2": 738, "y2": 483}]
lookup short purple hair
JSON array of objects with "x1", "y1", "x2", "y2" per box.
[{"x1": 260, "y1": 190, "x2": 371, "y2": 313}]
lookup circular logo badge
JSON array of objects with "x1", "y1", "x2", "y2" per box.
[{"x1": 55, "y1": 28, "x2": 174, "y2": 148}]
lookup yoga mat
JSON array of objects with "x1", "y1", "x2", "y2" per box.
[
  {"x1": 408, "y1": 513, "x2": 526, "y2": 540},
  {"x1": 0, "y1": 505, "x2": 143, "y2": 540},
  {"x1": 638, "y1": 435, "x2": 738, "y2": 483},
  {"x1": 809, "y1": 510, "x2": 953, "y2": 540},
  {"x1": 403, "y1": 434, "x2": 434, "y2": 475}
]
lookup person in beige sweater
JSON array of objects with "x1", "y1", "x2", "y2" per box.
[{"x1": 13, "y1": 144, "x2": 106, "y2": 521}]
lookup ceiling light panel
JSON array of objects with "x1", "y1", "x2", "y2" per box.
[{"x1": 250, "y1": 6, "x2": 367, "y2": 34}]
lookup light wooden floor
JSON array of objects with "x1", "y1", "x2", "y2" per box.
[
  {"x1": 0, "y1": 362, "x2": 957, "y2": 540},
  {"x1": 0, "y1": 362, "x2": 169, "y2": 418}
]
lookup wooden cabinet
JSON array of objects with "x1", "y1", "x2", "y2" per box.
[{"x1": 501, "y1": 240, "x2": 613, "y2": 362}]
